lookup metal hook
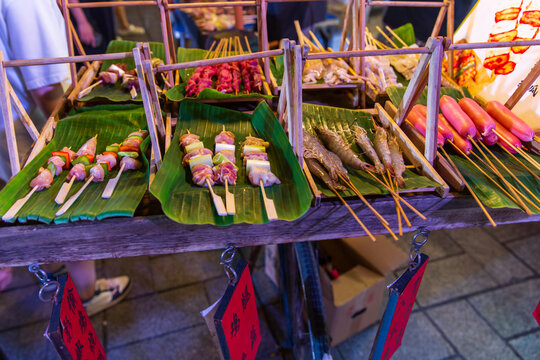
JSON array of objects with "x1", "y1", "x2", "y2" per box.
[
  {"x1": 28, "y1": 262, "x2": 60, "y2": 303},
  {"x1": 220, "y1": 246, "x2": 238, "y2": 286},
  {"x1": 409, "y1": 227, "x2": 430, "y2": 270}
]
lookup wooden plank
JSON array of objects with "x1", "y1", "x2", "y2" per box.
[
  {"x1": 133, "y1": 47, "x2": 162, "y2": 168},
  {"x1": 4, "y1": 52, "x2": 132, "y2": 67},
  {"x1": 0, "y1": 51, "x2": 19, "y2": 175},
  {"x1": 505, "y1": 58, "x2": 540, "y2": 110},
  {"x1": 425, "y1": 37, "x2": 444, "y2": 164},
  {"x1": 283, "y1": 41, "x2": 295, "y2": 146},
  {"x1": 306, "y1": 47, "x2": 430, "y2": 60},
  {"x1": 340, "y1": 0, "x2": 352, "y2": 51},
  {"x1": 368, "y1": 1, "x2": 446, "y2": 7},
  {"x1": 2, "y1": 194, "x2": 540, "y2": 267},
  {"x1": 143, "y1": 58, "x2": 166, "y2": 138},
  {"x1": 446, "y1": 0, "x2": 454, "y2": 77},
  {"x1": 376, "y1": 103, "x2": 450, "y2": 197},
  {"x1": 157, "y1": 0, "x2": 174, "y2": 84},
  {"x1": 293, "y1": 44, "x2": 303, "y2": 159},
  {"x1": 8, "y1": 84, "x2": 39, "y2": 141},
  {"x1": 395, "y1": 38, "x2": 433, "y2": 126},
  {"x1": 385, "y1": 101, "x2": 465, "y2": 191},
  {"x1": 430, "y1": 3, "x2": 448, "y2": 38},
  {"x1": 61, "y1": 0, "x2": 77, "y2": 86},
  {"x1": 68, "y1": 60, "x2": 101, "y2": 102}
]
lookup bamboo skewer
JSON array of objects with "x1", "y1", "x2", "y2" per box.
[
  {"x1": 337, "y1": 174, "x2": 398, "y2": 240},
  {"x1": 365, "y1": 170, "x2": 427, "y2": 220},
  {"x1": 77, "y1": 80, "x2": 102, "y2": 99},
  {"x1": 55, "y1": 176, "x2": 76, "y2": 205},
  {"x1": 393, "y1": 177, "x2": 403, "y2": 235},
  {"x1": 385, "y1": 25, "x2": 409, "y2": 48},
  {"x1": 338, "y1": 174, "x2": 389, "y2": 226},
  {"x1": 387, "y1": 170, "x2": 411, "y2": 228},
  {"x1": 259, "y1": 180, "x2": 278, "y2": 221},
  {"x1": 375, "y1": 26, "x2": 399, "y2": 49},
  {"x1": 206, "y1": 178, "x2": 227, "y2": 217},
  {"x1": 493, "y1": 129, "x2": 540, "y2": 170},
  {"x1": 498, "y1": 144, "x2": 540, "y2": 181},
  {"x1": 56, "y1": 176, "x2": 95, "y2": 217},
  {"x1": 534, "y1": 135, "x2": 540, "y2": 143},
  {"x1": 224, "y1": 179, "x2": 236, "y2": 215},
  {"x1": 331, "y1": 187, "x2": 376, "y2": 242},
  {"x1": 2, "y1": 186, "x2": 38, "y2": 222},
  {"x1": 440, "y1": 147, "x2": 496, "y2": 226},
  {"x1": 469, "y1": 138, "x2": 533, "y2": 214},
  {"x1": 478, "y1": 140, "x2": 540, "y2": 207},
  {"x1": 102, "y1": 163, "x2": 126, "y2": 199},
  {"x1": 447, "y1": 142, "x2": 523, "y2": 207}
]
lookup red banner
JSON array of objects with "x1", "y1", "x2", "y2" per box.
[{"x1": 215, "y1": 261, "x2": 261, "y2": 360}]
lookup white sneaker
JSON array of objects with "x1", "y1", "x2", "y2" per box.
[
  {"x1": 83, "y1": 276, "x2": 132, "y2": 316},
  {"x1": 117, "y1": 24, "x2": 146, "y2": 36}
]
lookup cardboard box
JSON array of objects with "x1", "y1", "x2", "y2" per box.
[{"x1": 319, "y1": 235, "x2": 408, "y2": 346}]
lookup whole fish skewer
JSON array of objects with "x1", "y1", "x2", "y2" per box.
[
  {"x1": 352, "y1": 124, "x2": 385, "y2": 174},
  {"x1": 314, "y1": 126, "x2": 377, "y2": 172},
  {"x1": 373, "y1": 126, "x2": 395, "y2": 176},
  {"x1": 303, "y1": 130, "x2": 348, "y2": 182},
  {"x1": 305, "y1": 158, "x2": 347, "y2": 191},
  {"x1": 388, "y1": 136, "x2": 406, "y2": 188}
]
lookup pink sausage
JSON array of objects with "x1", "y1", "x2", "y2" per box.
[
  {"x1": 482, "y1": 130, "x2": 498, "y2": 146},
  {"x1": 485, "y1": 100, "x2": 534, "y2": 142},
  {"x1": 447, "y1": 121, "x2": 473, "y2": 154},
  {"x1": 406, "y1": 107, "x2": 445, "y2": 147},
  {"x1": 458, "y1": 98, "x2": 496, "y2": 136},
  {"x1": 440, "y1": 95, "x2": 476, "y2": 139},
  {"x1": 413, "y1": 104, "x2": 453, "y2": 141},
  {"x1": 494, "y1": 119, "x2": 521, "y2": 153}
]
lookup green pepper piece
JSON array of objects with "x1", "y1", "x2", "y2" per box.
[
  {"x1": 127, "y1": 135, "x2": 143, "y2": 142},
  {"x1": 106, "y1": 145, "x2": 120, "y2": 153},
  {"x1": 99, "y1": 162, "x2": 110, "y2": 175},
  {"x1": 47, "y1": 161, "x2": 57, "y2": 177},
  {"x1": 118, "y1": 151, "x2": 139, "y2": 158},
  {"x1": 72, "y1": 155, "x2": 90, "y2": 166}
]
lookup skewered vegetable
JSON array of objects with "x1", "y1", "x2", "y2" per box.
[
  {"x1": 241, "y1": 135, "x2": 280, "y2": 187},
  {"x1": 213, "y1": 129, "x2": 237, "y2": 185}
]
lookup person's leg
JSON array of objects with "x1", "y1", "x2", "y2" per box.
[
  {"x1": 114, "y1": 6, "x2": 130, "y2": 31},
  {"x1": 65, "y1": 260, "x2": 96, "y2": 301}
]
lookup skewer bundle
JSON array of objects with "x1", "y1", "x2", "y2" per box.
[
  {"x1": 407, "y1": 94, "x2": 540, "y2": 224},
  {"x1": 185, "y1": 37, "x2": 263, "y2": 97}
]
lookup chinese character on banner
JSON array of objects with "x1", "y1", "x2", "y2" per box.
[
  {"x1": 214, "y1": 260, "x2": 261, "y2": 360},
  {"x1": 45, "y1": 274, "x2": 105, "y2": 360},
  {"x1": 370, "y1": 254, "x2": 429, "y2": 360}
]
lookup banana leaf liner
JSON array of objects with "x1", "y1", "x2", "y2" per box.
[
  {"x1": 150, "y1": 100, "x2": 312, "y2": 225},
  {"x1": 303, "y1": 103, "x2": 442, "y2": 198},
  {"x1": 0, "y1": 105, "x2": 150, "y2": 224},
  {"x1": 387, "y1": 85, "x2": 540, "y2": 214},
  {"x1": 165, "y1": 47, "x2": 273, "y2": 101},
  {"x1": 77, "y1": 40, "x2": 166, "y2": 103}
]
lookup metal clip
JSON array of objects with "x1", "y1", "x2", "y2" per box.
[
  {"x1": 409, "y1": 228, "x2": 430, "y2": 270},
  {"x1": 28, "y1": 262, "x2": 60, "y2": 303},
  {"x1": 220, "y1": 246, "x2": 238, "y2": 286}
]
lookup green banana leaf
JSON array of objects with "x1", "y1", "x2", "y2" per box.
[
  {"x1": 150, "y1": 100, "x2": 312, "y2": 225},
  {"x1": 77, "y1": 40, "x2": 165, "y2": 103},
  {"x1": 392, "y1": 23, "x2": 416, "y2": 47},
  {"x1": 303, "y1": 103, "x2": 441, "y2": 197},
  {"x1": 386, "y1": 85, "x2": 540, "y2": 214},
  {"x1": 172, "y1": 47, "x2": 273, "y2": 101},
  {"x1": 0, "y1": 105, "x2": 150, "y2": 224}
]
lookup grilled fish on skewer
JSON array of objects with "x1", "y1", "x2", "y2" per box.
[
  {"x1": 305, "y1": 158, "x2": 347, "y2": 191},
  {"x1": 303, "y1": 130, "x2": 348, "y2": 182},
  {"x1": 388, "y1": 136, "x2": 406, "y2": 188},
  {"x1": 314, "y1": 126, "x2": 377, "y2": 172},
  {"x1": 353, "y1": 124, "x2": 385, "y2": 174},
  {"x1": 373, "y1": 126, "x2": 394, "y2": 176}
]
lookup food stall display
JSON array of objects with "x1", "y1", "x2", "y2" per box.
[
  {"x1": 149, "y1": 100, "x2": 311, "y2": 225},
  {"x1": 0, "y1": 106, "x2": 150, "y2": 224}
]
